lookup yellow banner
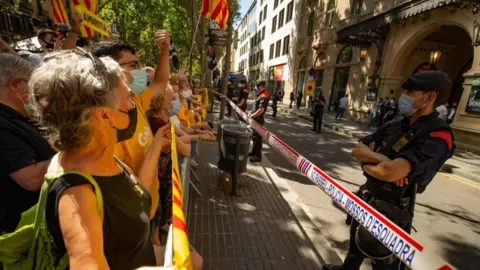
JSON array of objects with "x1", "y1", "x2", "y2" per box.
[
  {"x1": 75, "y1": 5, "x2": 110, "y2": 37},
  {"x1": 171, "y1": 123, "x2": 193, "y2": 270}
]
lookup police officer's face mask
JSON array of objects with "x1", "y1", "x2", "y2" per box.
[{"x1": 399, "y1": 93, "x2": 428, "y2": 116}]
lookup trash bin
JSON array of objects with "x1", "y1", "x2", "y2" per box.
[
  {"x1": 218, "y1": 124, "x2": 252, "y2": 174},
  {"x1": 218, "y1": 118, "x2": 244, "y2": 143}
]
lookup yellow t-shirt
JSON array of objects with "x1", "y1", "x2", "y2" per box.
[{"x1": 114, "y1": 87, "x2": 158, "y2": 218}]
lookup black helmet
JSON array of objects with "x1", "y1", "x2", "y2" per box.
[{"x1": 355, "y1": 225, "x2": 392, "y2": 260}]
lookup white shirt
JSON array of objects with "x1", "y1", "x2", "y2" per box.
[
  {"x1": 339, "y1": 97, "x2": 349, "y2": 108},
  {"x1": 436, "y1": 105, "x2": 448, "y2": 120}
]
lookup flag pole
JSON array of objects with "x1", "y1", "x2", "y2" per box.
[
  {"x1": 188, "y1": 10, "x2": 202, "y2": 76},
  {"x1": 218, "y1": 0, "x2": 233, "y2": 120}
]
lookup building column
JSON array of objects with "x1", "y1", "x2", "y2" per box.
[
  {"x1": 322, "y1": 67, "x2": 336, "y2": 110},
  {"x1": 377, "y1": 75, "x2": 404, "y2": 99}
]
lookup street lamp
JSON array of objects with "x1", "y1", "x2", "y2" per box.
[
  {"x1": 473, "y1": 20, "x2": 480, "y2": 47},
  {"x1": 360, "y1": 48, "x2": 368, "y2": 61},
  {"x1": 429, "y1": 49, "x2": 442, "y2": 64}
]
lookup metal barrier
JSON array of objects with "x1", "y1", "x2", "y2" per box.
[{"x1": 213, "y1": 91, "x2": 455, "y2": 270}]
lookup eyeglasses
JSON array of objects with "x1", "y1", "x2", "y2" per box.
[{"x1": 119, "y1": 60, "x2": 141, "y2": 70}]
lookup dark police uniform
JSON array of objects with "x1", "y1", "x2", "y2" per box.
[
  {"x1": 0, "y1": 104, "x2": 55, "y2": 233},
  {"x1": 328, "y1": 71, "x2": 455, "y2": 270},
  {"x1": 312, "y1": 92, "x2": 326, "y2": 133},
  {"x1": 340, "y1": 111, "x2": 455, "y2": 270},
  {"x1": 238, "y1": 87, "x2": 249, "y2": 112},
  {"x1": 249, "y1": 89, "x2": 269, "y2": 161}
]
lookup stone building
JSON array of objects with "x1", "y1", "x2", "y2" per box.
[
  {"x1": 0, "y1": 0, "x2": 51, "y2": 44},
  {"x1": 293, "y1": 0, "x2": 480, "y2": 152}
]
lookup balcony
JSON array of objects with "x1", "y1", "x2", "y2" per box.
[
  {"x1": 312, "y1": 28, "x2": 335, "y2": 49},
  {"x1": 297, "y1": 36, "x2": 312, "y2": 54}
]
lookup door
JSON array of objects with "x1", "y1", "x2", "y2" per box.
[{"x1": 329, "y1": 67, "x2": 350, "y2": 111}]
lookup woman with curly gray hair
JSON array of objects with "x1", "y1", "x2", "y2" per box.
[{"x1": 29, "y1": 49, "x2": 170, "y2": 269}]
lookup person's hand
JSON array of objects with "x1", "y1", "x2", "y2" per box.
[
  {"x1": 368, "y1": 142, "x2": 375, "y2": 151},
  {"x1": 154, "y1": 30, "x2": 170, "y2": 50},
  {"x1": 199, "y1": 133, "x2": 216, "y2": 142},
  {"x1": 201, "y1": 122, "x2": 211, "y2": 131},
  {"x1": 71, "y1": 12, "x2": 83, "y2": 33},
  {"x1": 154, "y1": 125, "x2": 171, "y2": 148},
  {"x1": 394, "y1": 178, "x2": 409, "y2": 187}
]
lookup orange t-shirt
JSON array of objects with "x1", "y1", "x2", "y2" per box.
[{"x1": 114, "y1": 87, "x2": 158, "y2": 218}]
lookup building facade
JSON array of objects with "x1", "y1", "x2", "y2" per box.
[
  {"x1": 234, "y1": 0, "x2": 298, "y2": 94},
  {"x1": 0, "y1": 0, "x2": 51, "y2": 44},
  {"x1": 291, "y1": 0, "x2": 480, "y2": 152}
]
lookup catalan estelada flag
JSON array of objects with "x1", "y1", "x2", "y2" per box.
[
  {"x1": 171, "y1": 122, "x2": 193, "y2": 270},
  {"x1": 201, "y1": 0, "x2": 229, "y2": 29},
  {"x1": 52, "y1": 0, "x2": 70, "y2": 25},
  {"x1": 71, "y1": 0, "x2": 99, "y2": 37}
]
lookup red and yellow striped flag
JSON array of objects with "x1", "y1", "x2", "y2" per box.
[
  {"x1": 171, "y1": 122, "x2": 193, "y2": 270},
  {"x1": 71, "y1": 0, "x2": 99, "y2": 37},
  {"x1": 52, "y1": 0, "x2": 70, "y2": 25},
  {"x1": 201, "y1": 0, "x2": 229, "y2": 29}
]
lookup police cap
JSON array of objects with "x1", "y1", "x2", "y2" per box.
[
  {"x1": 256, "y1": 80, "x2": 266, "y2": 87},
  {"x1": 401, "y1": 71, "x2": 451, "y2": 94}
]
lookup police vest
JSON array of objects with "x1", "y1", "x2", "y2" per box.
[{"x1": 366, "y1": 115, "x2": 454, "y2": 201}]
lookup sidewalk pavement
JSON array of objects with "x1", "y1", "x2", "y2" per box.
[
  {"x1": 186, "y1": 114, "x2": 329, "y2": 269},
  {"x1": 276, "y1": 103, "x2": 480, "y2": 183}
]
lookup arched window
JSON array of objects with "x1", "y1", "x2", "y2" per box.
[
  {"x1": 314, "y1": 52, "x2": 327, "y2": 67},
  {"x1": 337, "y1": 46, "x2": 353, "y2": 63},
  {"x1": 325, "y1": 0, "x2": 336, "y2": 27},
  {"x1": 299, "y1": 56, "x2": 307, "y2": 69},
  {"x1": 307, "y1": 13, "x2": 314, "y2": 36}
]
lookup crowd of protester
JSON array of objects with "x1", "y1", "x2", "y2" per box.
[{"x1": 0, "y1": 18, "x2": 214, "y2": 269}]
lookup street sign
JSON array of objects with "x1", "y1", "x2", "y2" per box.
[
  {"x1": 304, "y1": 80, "x2": 315, "y2": 96},
  {"x1": 209, "y1": 19, "x2": 227, "y2": 46}
]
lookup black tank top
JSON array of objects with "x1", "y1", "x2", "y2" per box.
[{"x1": 46, "y1": 163, "x2": 156, "y2": 269}]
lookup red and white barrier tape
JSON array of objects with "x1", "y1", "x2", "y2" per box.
[{"x1": 214, "y1": 92, "x2": 455, "y2": 270}]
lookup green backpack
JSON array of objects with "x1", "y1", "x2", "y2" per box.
[{"x1": 0, "y1": 171, "x2": 103, "y2": 270}]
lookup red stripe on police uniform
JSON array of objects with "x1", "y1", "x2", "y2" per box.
[
  {"x1": 429, "y1": 131, "x2": 452, "y2": 150},
  {"x1": 172, "y1": 214, "x2": 187, "y2": 233}
]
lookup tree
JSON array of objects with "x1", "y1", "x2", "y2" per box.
[{"x1": 100, "y1": 0, "x2": 201, "y2": 75}]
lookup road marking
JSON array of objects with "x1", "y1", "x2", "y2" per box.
[{"x1": 440, "y1": 172, "x2": 480, "y2": 190}]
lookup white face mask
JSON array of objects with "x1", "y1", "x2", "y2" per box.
[{"x1": 182, "y1": 89, "x2": 193, "y2": 99}]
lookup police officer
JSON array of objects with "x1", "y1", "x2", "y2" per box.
[
  {"x1": 311, "y1": 90, "x2": 326, "y2": 133},
  {"x1": 237, "y1": 78, "x2": 249, "y2": 112},
  {"x1": 248, "y1": 80, "x2": 270, "y2": 163},
  {"x1": 323, "y1": 71, "x2": 455, "y2": 270}
]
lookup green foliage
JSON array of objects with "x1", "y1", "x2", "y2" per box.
[{"x1": 100, "y1": 0, "x2": 200, "y2": 75}]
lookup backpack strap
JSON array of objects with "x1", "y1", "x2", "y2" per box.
[{"x1": 33, "y1": 170, "x2": 104, "y2": 270}]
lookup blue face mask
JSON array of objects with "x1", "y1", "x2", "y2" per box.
[
  {"x1": 128, "y1": 69, "x2": 148, "y2": 95},
  {"x1": 24, "y1": 103, "x2": 35, "y2": 116},
  {"x1": 168, "y1": 99, "x2": 181, "y2": 116},
  {"x1": 399, "y1": 93, "x2": 426, "y2": 116}
]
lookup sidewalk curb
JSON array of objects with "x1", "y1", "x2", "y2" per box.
[{"x1": 293, "y1": 113, "x2": 480, "y2": 183}]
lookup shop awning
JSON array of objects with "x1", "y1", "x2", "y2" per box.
[{"x1": 336, "y1": 0, "x2": 461, "y2": 46}]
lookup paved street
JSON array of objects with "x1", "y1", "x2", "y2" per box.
[{"x1": 257, "y1": 109, "x2": 480, "y2": 270}]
